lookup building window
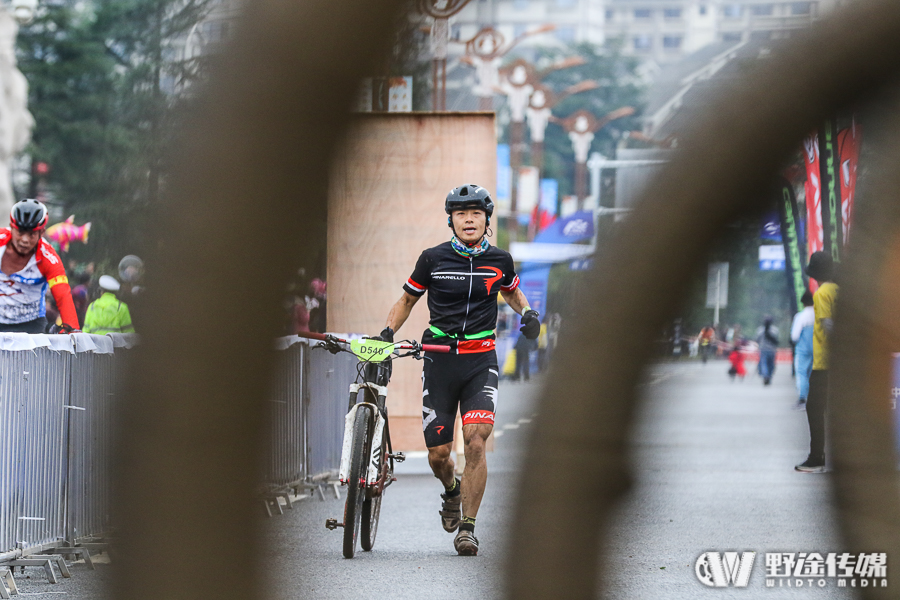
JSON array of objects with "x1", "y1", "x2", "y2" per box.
[
  {"x1": 556, "y1": 26, "x2": 576, "y2": 42},
  {"x1": 722, "y1": 32, "x2": 743, "y2": 42},
  {"x1": 605, "y1": 9, "x2": 614, "y2": 20},
  {"x1": 634, "y1": 8, "x2": 652, "y2": 18},
  {"x1": 698, "y1": 4, "x2": 707, "y2": 15},
  {"x1": 722, "y1": 4, "x2": 742, "y2": 18},
  {"x1": 663, "y1": 35, "x2": 682, "y2": 48},
  {"x1": 201, "y1": 20, "x2": 230, "y2": 43},
  {"x1": 513, "y1": 0, "x2": 528, "y2": 9},
  {"x1": 791, "y1": 2, "x2": 811, "y2": 14},
  {"x1": 750, "y1": 4, "x2": 774, "y2": 16},
  {"x1": 663, "y1": 8, "x2": 682, "y2": 19},
  {"x1": 633, "y1": 35, "x2": 652, "y2": 50},
  {"x1": 751, "y1": 30, "x2": 772, "y2": 40},
  {"x1": 556, "y1": 0, "x2": 576, "y2": 8}
]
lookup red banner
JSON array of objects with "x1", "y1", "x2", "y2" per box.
[
  {"x1": 838, "y1": 122, "x2": 861, "y2": 248},
  {"x1": 803, "y1": 133, "x2": 823, "y2": 292},
  {"x1": 528, "y1": 205, "x2": 556, "y2": 238}
]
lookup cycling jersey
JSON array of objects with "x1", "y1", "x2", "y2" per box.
[
  {"x1": 0, "y1": 228, "x2": 79, "y2": 329},
  {"x1": 403, "y1": 241, "x2": 519, "y2": 353}
]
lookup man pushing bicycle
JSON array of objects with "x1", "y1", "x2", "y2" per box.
[{"x1": 378, "y1": 184, "x2": 539, "y2": 556}]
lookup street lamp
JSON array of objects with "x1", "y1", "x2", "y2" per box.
[
  {"x1": 9, "y1": 0, "x2": 36, "y2": 25},
  {"x1": 417, "y1": 0, "x2": 472, "y2": 111},
  {"x1": 553, "y1": 107, "x2": 635, "y2": 210}
]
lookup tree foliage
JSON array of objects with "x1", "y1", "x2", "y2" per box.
[{"x1": 17, "y1": 0, "x2": 211, "y2": 264}]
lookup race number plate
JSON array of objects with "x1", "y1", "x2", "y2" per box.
[{"x1": 350, "y1": 339, "x2": 395, "y2": 362}]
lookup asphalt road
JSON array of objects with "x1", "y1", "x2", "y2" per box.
[{"x1": 8, "y1": 361, "x2": 863, "y2": 599}]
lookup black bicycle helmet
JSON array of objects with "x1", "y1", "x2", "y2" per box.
[
  {"x1": 445, "y1": 184, "x2": 494, "y2": 225},
  {"x1": 10, "y1": 199, "x2": 48, "y2": 231}
]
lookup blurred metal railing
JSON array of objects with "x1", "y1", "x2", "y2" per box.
[
  {"x1": 263, "y1": 337, "x2": 360, "y2": 514},
  {"x1": 0, "y1": 333, "x2": 356, "y2": 583}
]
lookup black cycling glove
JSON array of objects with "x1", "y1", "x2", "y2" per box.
[
  {"x1": 519, "y1": 310, "x2": 540, "y2": 340},
  {"x1": 376, "y1": 326, "x2": 394, "y2": 343}
]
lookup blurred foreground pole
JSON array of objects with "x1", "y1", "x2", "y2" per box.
[
  {"x1": 507, "y1": 1, "x2": 900, "y2": 598},
  {"x1": 112, "y1": 2, "x2": 404, "y2": 599}
]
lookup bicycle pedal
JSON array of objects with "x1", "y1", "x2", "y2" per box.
[
  {"x1": 325, "y1": 518, "x2": 344, "y2": 530},
  {"x1": 389, "y1": 452, "x2": 406, "y2": 463}
]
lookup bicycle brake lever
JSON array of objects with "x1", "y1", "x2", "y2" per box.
[{"x1": 313, "y1": 340, "x2": 342, "y2": 355}]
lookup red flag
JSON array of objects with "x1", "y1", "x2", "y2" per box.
[
  {"x1": 528, "y1": 205, "x2": 556, "y2": 237},
  {"x1": 803, "y1": 133, "x2": 823, "y2": 292},
  {"x1": 837, "y1": 121, "x2": 861, "y2": 248}
]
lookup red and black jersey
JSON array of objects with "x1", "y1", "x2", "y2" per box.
[{"x1": 403, "y1": 241, "x2": 519, "y2": 352}]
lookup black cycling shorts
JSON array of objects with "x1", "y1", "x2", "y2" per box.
[{"x1": 422, "y1": 350, "x2": 498, "y2": 448}]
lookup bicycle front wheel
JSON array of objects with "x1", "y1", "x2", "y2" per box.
[
  {"x1": 343, "y1": 405, "x2": 371, "y2": 559},
  {"x1": 360, "y1": 440, "x2": 385, "y2": 551}
]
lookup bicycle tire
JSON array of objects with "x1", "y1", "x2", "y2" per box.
[
  {"x1": 342, "y1": 405, "x2": 371, "y2": 559},
  {"x1": 360, "y1": 439, "x2": 385, "y2": 551}
]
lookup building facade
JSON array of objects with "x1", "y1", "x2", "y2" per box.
[{"x1": 451, "y1": 0, "x2": 841, "y2": 63}]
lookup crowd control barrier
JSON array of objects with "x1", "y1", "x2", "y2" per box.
[
  {"x1": 0, "y1": 332, "x2": 134, "y2": 588},
  {"x1": 263, "y1": 337, "x2": 359, "y2": 514},
  {"x1": 0, "y1": 333, "x2": 358, "y2": 589}
]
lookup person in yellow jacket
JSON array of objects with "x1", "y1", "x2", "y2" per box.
[{"x1": 82, "y1": 275, "x2": 135, "y2": 334}]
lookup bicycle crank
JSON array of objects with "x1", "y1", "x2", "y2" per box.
[{"x1": 325, "y1": 518, "x2": 344, "y2": 530}]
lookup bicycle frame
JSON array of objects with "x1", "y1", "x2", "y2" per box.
[
  {"x1": 338, "y1": 362, "x2": 392, "y2": 493},
  {"x1": 292, "y1": 331, "x2": 449, "y2": 499}
]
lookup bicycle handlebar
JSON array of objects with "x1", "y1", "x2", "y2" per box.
[
  {"x1": 420, "y1": 344, "x2": 451, "y2": 354},
  {"x1": 292, "y1": 331, "x2": 451, "y2": 354},
  {"x1": 295, "y1": 331, "x2": 332, "y2": 343}
]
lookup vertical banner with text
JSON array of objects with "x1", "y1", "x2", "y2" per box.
[
  {"x1": 803, "y1": 133, "x2": 823, "y2": 292},
  {"x1": 776, "y1": 178, "x2": 808, "y2": 314},
  {"x1": 818, "y1": 119, "x2": 843, "y2": 263},
  {"x1": 838, "y1": 121, "x2": 861, "y2": 248}
]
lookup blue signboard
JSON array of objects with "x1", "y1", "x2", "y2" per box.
[
  {"x1": 759, "y1": 245, "x2": 785, "y2": 271},
  {"x1": 535, "y1": 211, "x2": 594, "y2": 244},
  {"x1": 570, "y1": 258, "x2": 593, "y2": 271},
  {"x1": 496, "y1": 144, "x2": 511, "y2": 203},
  {"x1": 539, "y1": 179, "x2": 558, "y2": 216},
  {"x1": 761, "y1": 211, "x2": 782, "y2": 241}
]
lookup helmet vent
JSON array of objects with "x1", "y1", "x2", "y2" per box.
[{"x1": 460, "y1": 186, "x2": 469, "y2": 196}]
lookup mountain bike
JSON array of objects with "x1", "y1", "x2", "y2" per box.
[{"x1": 296, "y1": 331, "x2": 449, "y2": 558}]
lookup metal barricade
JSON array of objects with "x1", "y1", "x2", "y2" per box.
[
  {"x1": 266, "y1": 337, "x2": 359, "y2": 489},
  {"x1": 264, "y1": 342, "x2": 307, "y2": 491},
  {"x1": 304, "y1": 340, "x2": 359, "y2": 479},
  {"x1": 65, "y1": 351, "x2": 118, "y2": 545},
  {"x1": 0, "y1": 334, "x2": 126, "y2": 561},
  {"x1": 0, "y1": 332, "x2": 360, "y2": 558},
  {"x1": 17, "y1": 348, "x2": 70, "y2": 553}
]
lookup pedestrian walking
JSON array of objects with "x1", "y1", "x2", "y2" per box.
[
  {"x1": 790, "y1": 291, "x2": 815, "y2": 410},
  {"x1": 795, "y1": 252, "x2": 838, "y2": 473},
  {"x1": 756, "y1": 316, "x2": 779, "y2": 385}
]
